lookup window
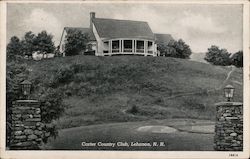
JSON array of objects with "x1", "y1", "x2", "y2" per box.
[
  {"x1": 136, "y1": 40, "x2": 144, "y2": 53},
  {"x1": 148, "y1": 41, "x2": 153, "y2": 53},
  {"x1": 103, "y1": 41, "x2": 109, "y2": 53},
  {"x1": 112, "y1": 40, "x2": 119, "y2": 53},
  {"x1": 124, "y1": 40, "x2": 132, "y2": 52}
]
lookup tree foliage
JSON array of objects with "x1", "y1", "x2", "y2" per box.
[
  {"x1": 204, "y1": 45, "x2": 231, "y2": 66},
  {"x1": 33, "y1": 31, "x2": 55, "y2": 53},
  {"x1": 64, "y1": 29, "x2": 90, "y2": 56},
  {"x1": 22, "y1": 31, "x2": 36, "y2": 57},
  {"x1": 157, "y1": 39, "x2": 192, "y2": 59},
  {"x1": 6, "y1": 31, "x2": 55, "y2": 60},
  {"x1": 6, "y1": 36, "x2": 23, "y2": 61},
  {"x1": 231, "y1": 51, "x2": 243, "y2": 68}
]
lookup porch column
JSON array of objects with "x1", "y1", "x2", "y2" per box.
[
  {"x1": 119, "y1": 40, "x2": 121, "y2": 53},
  {"x1": 135, "y1": 40, "x2": 137, "y2": 53},
  {"x1": 144, "y1": 41, "x2": 147, "y2": 54},
  {"x1": 110, "y1": 40, "x2": 112, "y2": 54},
  {"x1": 153, "y1": 41, "x2": 156, "y2": 56},
  {"x1": 132, "y1": 40, "x2": 135, "y2": 53},
  {"x1": 108, "y1": 40, "x2": 111, "y2": 53},
  {"x1": 121, "y1": 39, "x2": 124, "y2": 53}
]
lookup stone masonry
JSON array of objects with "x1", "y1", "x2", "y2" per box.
[
  {"x1": 10, "y1": 100, "x2": 45, "y2": 150},
  {"x1": 214, "y1": 102, "x2": 243, "y2": 151}
]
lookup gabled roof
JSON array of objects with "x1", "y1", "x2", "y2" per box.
[
  {"x1": 93, "y1": 18, "x2": 155, "y2": 41},
  {"x1": 155, "y1": 33, "x2": 174, "y2": 45},
  {"x1": 64, "y1": 27, "x2": 96, "y2": 41}
]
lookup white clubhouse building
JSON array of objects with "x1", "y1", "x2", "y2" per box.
[{"x1": 59, "y1": 12, "x2": 173, "y2": 56}]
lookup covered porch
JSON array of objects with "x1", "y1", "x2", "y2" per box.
[{"x1": 102, "y1": 39, "x2": 157, "y2": 56}]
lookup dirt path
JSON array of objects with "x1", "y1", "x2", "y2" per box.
[{"x1": 217, "y1": 65, "x2": 235, "y2": 90}]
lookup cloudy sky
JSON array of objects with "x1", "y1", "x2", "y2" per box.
[{"x1": 7, "y1": 3, "x2": 243, "y2": 53}]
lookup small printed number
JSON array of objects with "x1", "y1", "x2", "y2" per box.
[{"x1": 229, "y1": 154, "x2": 238, "y2": 157}]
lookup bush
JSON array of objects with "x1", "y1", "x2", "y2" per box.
[
  {"x1": 53, "y1": 66, "x2": 74, "y2": 85},
  {"x1": 182, "y1": 97, "x2": 205, "y2": 111},
  {"x1": 39, "y1": 88, "x2": 65, "y2": 123},
  {"x1": 127, "y1": 105, "x2": 139, "y2": 114}
]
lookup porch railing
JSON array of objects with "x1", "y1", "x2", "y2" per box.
[
  {"x1": 112, "y1": 49, "x2": 119, "y2": 53},
  {"x1": 136, "y1": 49, "x2": 144, "y2": 53},
  {"x1": 124, "y1": 48, "x2": 133, "y2": 52}
]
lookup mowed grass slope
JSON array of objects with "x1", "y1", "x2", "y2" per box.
[{"x1": 27, "y1": 55, "x2": 243, "y2": 129}]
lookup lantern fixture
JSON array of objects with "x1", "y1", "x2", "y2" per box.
[
  {"x1": 224, "y1": 85, "x2": 235, "y2": 102},
  {"x1": 20, "y1": 80, "x2": 32, "y2": 99}
]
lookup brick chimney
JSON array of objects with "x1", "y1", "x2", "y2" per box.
[{"x1": 90, "y1": 12, "x2": 95, "y2": 30}]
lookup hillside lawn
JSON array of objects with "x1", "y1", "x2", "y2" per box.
[
  {"x1": 44, "y1": 119, "x2": 214, "y2": 150},
  {"x1": 27, "y1": 55, "x2": 243, "y2": 129}
]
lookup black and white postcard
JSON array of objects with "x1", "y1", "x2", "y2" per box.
[{"x1": 0, "y1": 0, "x2": 249, "y2": 159}]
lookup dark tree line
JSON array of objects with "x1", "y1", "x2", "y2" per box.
[
  {"x1": 204, "y1": 45, "x2": 243, "y2": 68},
  {"x1": 7, "y1": 31, "x2": 55, "y2": 61}
]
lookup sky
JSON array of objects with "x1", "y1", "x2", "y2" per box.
[{"x1": 7, "y1": 3, "x2": 243, "y2": 53}]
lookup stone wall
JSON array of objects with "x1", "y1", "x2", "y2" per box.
[
  {"x1": 214, "y1": 102, "x2": 243, "y2": 151},
  {"x1": 10, "y1": 100, "x2": 45, "y2": 150}
]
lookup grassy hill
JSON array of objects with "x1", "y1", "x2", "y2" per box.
[{"x1": 26, "y1": 55, "x2": 243, "y2": 129}]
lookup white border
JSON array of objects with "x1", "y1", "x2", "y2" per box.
[{"x1": 0, "y1": 1, "x2": 249, "y2": 159}]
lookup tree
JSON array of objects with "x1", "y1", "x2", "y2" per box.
[
  {"x1": 33, "y1": 30, "x2": 55, "y2": 57},
  {"x1": 204, "y1": 45, "x2": 231, "y2": 66},
  {"x1": 157, "y1": 40, "x2": 177, "y2": 57},
  {"x1": 231, "y1": 51, "x2": 243, "y2": 68},
  {"x1": 157, "y1": 39, "x2": 192, "y2": 59},
  {"x1": 64, "y1": 29, "x2": 90, "y2": 56},
  {"x1": 6, "y1": 36, "x2": 23, "y2": 61},
  {"x1": 7, "y1": 31, "x2": 55, "y2": 60},
  {"x1": 21, "y1": 31, "x2": 36, "y2": 58},
  {"x1": 173, "y1": 39, "x2": 192, "y2": 59}
]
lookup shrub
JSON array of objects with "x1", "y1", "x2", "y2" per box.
[
  {"x1": 53, "y1": 66, "x2": 74, "y2": 86},
  {"x1": 127, "y1": 105, "x2": 139, "y2": 114},
  {"x1": 38, "y1": 88, "x2": 65, "y2": 123},
  {"x1": 182, "y1": 97, "x2": 205, "y2": 111}
]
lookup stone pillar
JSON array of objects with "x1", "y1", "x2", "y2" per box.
[
  {"x1": 214, "y1": 102, "x2": 243, "y2": 151},
  {"x1": 10, "y1": 100, "x2": 44, "y2": 150}
]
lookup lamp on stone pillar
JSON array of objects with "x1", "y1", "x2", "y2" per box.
[
  {"x1": 20, "y1": 80, "x2": 32, "y2": 99},
  {"x1": 224, "y1": 85, "x2": 235, "y2": 102}
]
